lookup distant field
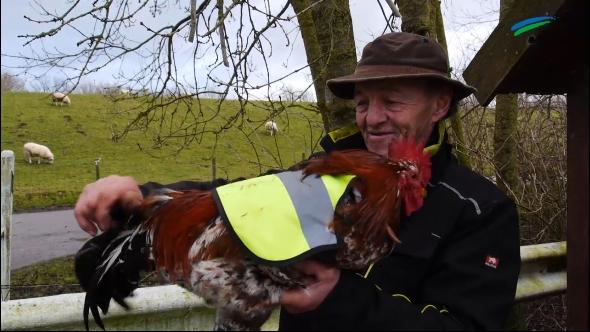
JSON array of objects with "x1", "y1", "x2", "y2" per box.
[{"x1": 1, "y1": 92, "x2": 325, "y2": 211}]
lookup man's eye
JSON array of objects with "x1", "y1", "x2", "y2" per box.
[{"x1": 355, "y1": 101, "x2": 368, "y2": 112}]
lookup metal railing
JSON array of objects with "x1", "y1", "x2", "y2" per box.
[
  {"x1": 515, "y1": 241, "x2": 567, "y2": 302},
  {"x1": 0, "y1": 284, "x2": 280, "y2": 331},
  {"x1": 0, "y1": 242, "x2": 567, "y2": 331}
]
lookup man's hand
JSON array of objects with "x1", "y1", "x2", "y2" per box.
[
  {"x1": 74, "y1": 175, "x2": 143, "y2": 236},
  {"x1": 280, "y1": 260, "x2": 341, "y2": 314}
]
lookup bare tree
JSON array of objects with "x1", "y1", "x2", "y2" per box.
[
  {"x1": 1, "y1": 71, "x2": 26, "y2": 91},
  {"x1": 28, "y1": 75, "x2": 52, "y2": 92},
  {"x1": 76, "y1": 80, "x2": 101, "y2": 94},
  {"x1": 278, "y1": 83, "x2": 313, "y2": 102},
  {"x1": 52, "y1": 76, "x2": 71, "y2": 93},
  {"x1": 4, "y1": 1, "x2": 380, "y2": 153},
  {"x1": 5, "y1": 2, "x2": 332, "y2": 145}
]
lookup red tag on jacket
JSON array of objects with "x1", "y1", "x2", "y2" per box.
[{"x1": 484, "y1": 255, "x2": 499, "y2": 269}]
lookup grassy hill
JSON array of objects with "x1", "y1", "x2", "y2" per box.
[{"x1": 1, "y1": 92, "x2": 325, "y2": 211}]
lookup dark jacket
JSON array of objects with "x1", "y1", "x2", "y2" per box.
[
  {"x1": 139, "y1": 128, "x2": 521, "y2": 331},
  {"x1": 278, "y1": 130, "x2": 521, "y2": 330}
]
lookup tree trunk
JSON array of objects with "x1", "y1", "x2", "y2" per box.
[
  {"x1": 397, "y1": 0, "x2": 472, "y2": 168},
  {"x1": 493, "y1": 0, "x2": 519, "y2": 197},
  {"x1": 290, "y1": 0, "x2": 357, "y2": 132},
  {"x1": 397, "y1": 0, "x2": 434, "y2": 38},
  {"x1": 493, "y1": 94, "x2": 519, "y2": 195},
  {"x1": 494, "y1": 1, "x2": 524, "y2": 330},
  {"x1": 496, "y1": 95, "x2": 525, "y2": 332},
  {"x1": 289, "y1": 0, "x2": 330, "y2": 130},
  {"x1": 434, "y1": 2, "x2": 472, "y2": 169}
]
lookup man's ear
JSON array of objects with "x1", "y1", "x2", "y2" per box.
[{"x1": 431, "y1": 87, "x2": 453, "y2": 122}]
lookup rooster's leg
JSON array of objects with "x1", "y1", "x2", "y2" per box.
[{"x1": 187, "y1": 259, "x2": 282, "y2": 331}]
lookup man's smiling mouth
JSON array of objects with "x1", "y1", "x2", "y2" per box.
[{"x1": 368, "y1": 132, "x2": 394, "y2": 137}]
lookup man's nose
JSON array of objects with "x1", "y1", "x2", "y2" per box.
[{"x1": 365, "y1": 102, "x2": 387, "y2": 126}]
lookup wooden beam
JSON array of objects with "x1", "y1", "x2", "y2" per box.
[
  {"x1": 462, "y1": 0, "x2": 566, "y2": 106},
  {"x1": 566, "y1": 64, "x2": 589, "y2": 330}
]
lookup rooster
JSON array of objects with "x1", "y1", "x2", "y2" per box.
[{"x1": 75, "y1": 138, "x2": 431, "y2": 331}]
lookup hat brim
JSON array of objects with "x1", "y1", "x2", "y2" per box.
[{"x1": 326, "y1": 65, "x2": 476, "y2": 101}]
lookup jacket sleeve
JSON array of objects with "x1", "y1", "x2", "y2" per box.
[
  {"x1": 279, "y1": 197, "x2": 521, "y2": 331},
  {"x1": 137, "y1": 168, "x2": 290, "y2": 196},
  {"x1": 138, "y1": 178, "x2": 230, "y2": 196}
]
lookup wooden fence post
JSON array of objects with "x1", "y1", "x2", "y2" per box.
[
  {"x1": 1, "y1": 150, "x2": 15, "y2": 301},
  {"x1": 95, "y1": 158, "x2": 101, "y2": 180}
]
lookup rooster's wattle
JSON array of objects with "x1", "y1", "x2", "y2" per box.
[{"x1": 75, "y1": 138, "x2": 431, "y2": 331}]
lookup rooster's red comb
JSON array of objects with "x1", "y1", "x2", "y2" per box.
[{"x1": 387, "y1": 137, "x2": 427, "y2": 162}]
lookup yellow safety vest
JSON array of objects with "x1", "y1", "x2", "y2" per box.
[{"x1": 213, "y1": 170, "x2": 355, "y2": 265}]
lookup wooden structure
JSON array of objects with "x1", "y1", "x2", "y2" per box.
[
  {"x1": 463, "y1": 0, "x2": 588, "y2": 329},
  {"x1": 1, "y1": 151, "x2": 15, "y2": 301}
]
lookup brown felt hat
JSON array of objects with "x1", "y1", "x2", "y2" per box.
[{"x1": 327, "y1": 32, "x2": 476, "y2": 117}]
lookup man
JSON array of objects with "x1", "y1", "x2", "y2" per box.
[{"x1": 75, "y1": 32, "x2": 520, "y2": 330}]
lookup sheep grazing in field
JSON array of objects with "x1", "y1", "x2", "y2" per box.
[
  {"x1": 264, "y1": 120, "x2": 279, "y2": 136},
  {"x1": 23, "y1": 142, "x2": 54, "y2": 164},
  {"x1": 52, "y1": 92, "x2": 71, "y2": 106}
]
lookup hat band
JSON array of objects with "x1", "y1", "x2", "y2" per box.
[{"x1": 347, "y1": 64, "x2": 449, "y2": 81}]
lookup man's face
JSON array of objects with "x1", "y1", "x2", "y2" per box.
[{"x1": 354, "y1": 79, "x2": 452, "y2": 158}]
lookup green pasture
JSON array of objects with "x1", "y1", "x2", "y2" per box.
[{"x1": 1, "y1": 92, "x2": 325, "y2": 211}]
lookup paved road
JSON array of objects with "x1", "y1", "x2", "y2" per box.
[{"x1": 10, "y1": 209, "x2": 92, "y2": 270}]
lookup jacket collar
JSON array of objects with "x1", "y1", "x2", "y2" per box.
[{"x1": 320, "y1": 121, "x2": 454, "y2": 181}]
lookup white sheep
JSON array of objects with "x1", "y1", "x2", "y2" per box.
[
  {"x1": 23, "y1": 142, "x2": 54, "y2": 164},
  {"x1": 52, "y1": 92, "x2": 71, "y2": 106},
  {"x1": 264, "y1": 120, "x2": 279, "y2": 136}
]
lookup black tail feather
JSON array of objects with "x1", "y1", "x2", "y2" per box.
[{"x1": 75, "y1": 199, "x2": 154, "y2": 331}]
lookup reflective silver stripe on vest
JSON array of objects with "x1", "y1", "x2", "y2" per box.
[{"x1": 275, "y1": 171, "x2": 338, "y2": 248}]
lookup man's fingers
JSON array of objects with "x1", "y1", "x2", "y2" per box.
[
  {"x1": 280, "y1": 288, "x2": 306, "y2": 304},
  {"x1": 94, "y1": 197, "x2": 115, "y2": 232},
  {"x1": 74, "y1": 203, "x2": 98, "y2": 236},
  {"x1": 120, "y1": 190, "x2": 143, "y2": 211},
  {"x1": 74, "y1": 187, "x2": 99, "y2": 236},
  {"x1": 292, "y1": 260, "x2": 324, "y2": 275},
  {"x1": 280, "y1": 287, "x2": 313, "y2": 313},
  {"x1": 73, "y1": 175, "x2": 142, "y2": 236}
]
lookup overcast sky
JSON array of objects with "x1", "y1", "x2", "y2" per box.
[{"x1": 1, "y1": 0, "x2": 499, "y2": 97}]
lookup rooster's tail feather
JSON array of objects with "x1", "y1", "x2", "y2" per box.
[{"x1": 75, "y1": 193, "x2": 173, "y2": 331}]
